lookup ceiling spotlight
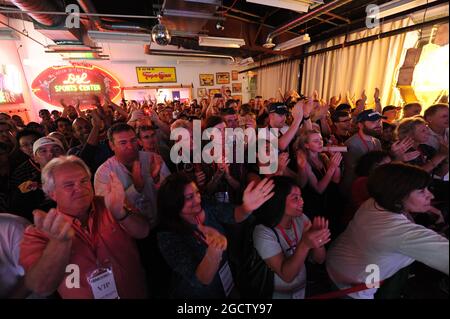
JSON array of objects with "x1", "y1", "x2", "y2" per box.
[
  {"x1": 263, "y1": 37, "x2": 276, "y2": 49},
  {"x1": 216, "y1": 21, "x2": 225, "y2": 31},
  {"x1": 151, "y1": 16, "x2": 171, "y2": 46}
]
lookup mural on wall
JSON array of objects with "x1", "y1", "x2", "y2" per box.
[
  {"x1": 216, "y1": 72, "x2": 230, "y2": 84},
  {"x1": 0, "y1": 64, "x2": 24, "y2": 105},
  {"x1": 199, "y1": 74, "x2": 214, "y2": 86},
  {"x1": 31, "y1": 63, "x2": 121, "y2": 107},
  {"x1": 136, "y1": 67, "x2": 177, "y2": 83}
]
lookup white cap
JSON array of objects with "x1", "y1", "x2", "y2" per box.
[{"x1": 33, "y1": 137, "x2": 64, "y2": 155}]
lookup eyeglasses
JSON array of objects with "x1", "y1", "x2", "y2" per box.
[{"x1": 337, "y1": 118, "x2": 351, "y2": 123}]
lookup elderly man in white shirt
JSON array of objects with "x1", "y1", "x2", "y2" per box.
[{"x1": 94, "y1": 123, "x2": 170, "y2": 229}]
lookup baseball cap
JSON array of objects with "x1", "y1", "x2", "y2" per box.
[
  {"x1": 33, "y1": 136, "x2": 64, "y2": 155},
  {"x1": 356, "y1": 109, "x2": 386, "y2": 123},
  {"x1": 382, "y1": 105, "x2": 401, "y2": 114},
  {"x1": 268, "y1": 103, "x2": 289, "y2": 115}
]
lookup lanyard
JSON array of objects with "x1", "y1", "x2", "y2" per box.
[
  {"x1": 358, "y1": 131, "x2": 373, "y2": 152},
  {"x1": 276, "y1": 222, "x2": 299, "y2": 252}
]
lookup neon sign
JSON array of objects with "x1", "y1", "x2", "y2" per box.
[
  {"x1": 31, "y1": 64, "x2": 121, "y2": 107},
  {"x1": 0, "y1": 64, "x2": 24, "y2": 105}
]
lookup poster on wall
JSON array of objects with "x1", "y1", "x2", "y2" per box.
[
  {"x1": 231, "y1": 70, "x2": 239, "y2": 81},
  {"x1": 123, "y1": 87, "x2": 191, "y2": 104},
  {"x1": 136, "y1": 67, "x2": 177, "y2": 83},
  {"x1": 232, "y1": 83, "x2": 242, "y2": 93},
  {"x1": 31, "y1": 63, "x2": 121, "y2": 108},
  {"x1": 0, "y1": 64, "x2": 24, "y2": 105},
  {"x1": 216, "y1": 72, "x2": 230, "y2": 84},
  {"x1": 199, "y1": 74, "x2": 214, "y2": 86},
  {"x1": 209, "y1": 88, "x2": 221, "y2": 97},
  {"x1": 197, "y1": 88, "x2": 207, "y2": 97},
  {"x1": 172, "y1": 91, "x2": 181, "y2": 101}
]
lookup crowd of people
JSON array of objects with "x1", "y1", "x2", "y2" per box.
[{"x1": 0, "y1": 88, "x2": 448, "y2": 299}]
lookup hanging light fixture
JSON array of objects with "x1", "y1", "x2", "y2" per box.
[{"x1": 151, "y1": 15, "x2": 171, "y2": 46}]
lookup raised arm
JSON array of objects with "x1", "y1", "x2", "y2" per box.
[{"x1": 24, "y1": 209, "x2": 74, "y2": 296}]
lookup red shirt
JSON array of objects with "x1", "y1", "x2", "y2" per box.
[{"x1": 20, "y1": 196, "x2": 147, "y2": 299}]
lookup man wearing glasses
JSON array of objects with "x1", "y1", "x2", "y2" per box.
[{"x1": 330, "y1": 110, "x2": 352, "y2": 144}]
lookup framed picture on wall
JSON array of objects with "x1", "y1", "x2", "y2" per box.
[
  {"x1": 232, "y1": 83, "x2": 242, "y2": 93},
  {"x1": 199, "y1": 74, "x2": 214, "y2": 86},
  {"x1": 209, "y1": 88, "x2": 221, "y2": 97},
  {"x1": 216, "y1": 72, "x2": 230, "y2": 84},
  {"x1": 197, "y1": 88, "x2": 207, "y2": 97},
  {"x1": 231, "y1": 70, "x2": 239, "y2": 81}
]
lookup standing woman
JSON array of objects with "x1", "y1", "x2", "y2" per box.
[
  {"x1": 326, "y1": 163, "x2": 449, "y2": 299},
  {"x1": 296, "y1": 129, "x2": 343, "y2": 222},
  {"x1": 253, "y1": 176, "x2": 331, "y2": 299},
  {"x1": 157, "y1": 172, "x2": 274, "y2": 298}
]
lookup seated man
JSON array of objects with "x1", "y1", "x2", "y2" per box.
[{"x1": 20, "y1": 156, "x2": 149, "y2": 299}]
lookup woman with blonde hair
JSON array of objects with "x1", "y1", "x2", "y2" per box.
[{"x1": 295, "y1": 129, "x2": 343, "y2": 223}]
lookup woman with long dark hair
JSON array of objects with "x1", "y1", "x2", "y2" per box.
[
  {"x1": 157, "y1": 172, "x2": 274, "y2": 298},
  {"x1": 326, "y1": 163, "x2": 449, "y2": 299},
  {"x1": 253, "y1": 176, "x2": 331, "y2": 299}
]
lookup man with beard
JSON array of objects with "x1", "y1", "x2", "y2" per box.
[
  {"x1": 341, "y1": 109, "x2": 384, "y2": 196},
  {"x1": 94, "y1": 123, "x2": 170, "y2": 229}
]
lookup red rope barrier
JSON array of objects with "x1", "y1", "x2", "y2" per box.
[{"x1": 307, "y1": 281, "x2": 384, "y2": 299}]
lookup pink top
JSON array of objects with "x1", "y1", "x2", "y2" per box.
[{"x1": 20, "y1": 196, "x2": 147, "y2": 299}]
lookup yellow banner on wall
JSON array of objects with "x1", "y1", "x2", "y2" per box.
[{"x1": 136, "y1": 67, "x2": 177, "y2": 83}]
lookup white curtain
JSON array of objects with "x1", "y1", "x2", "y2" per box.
[
  {"x1": 257, "y1": 59, "x2": 300, "y2": 100},
  {"x1": 301, "y1": 17, "x2": 418, "y2": 106}
]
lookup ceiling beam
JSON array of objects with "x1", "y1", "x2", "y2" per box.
[
  {"x1": 253, "y1": 8, "x2": 280, "y2": 46},
  {"x1": 324, "y1": 12, "x2": 351, "y2": 24},
  {"x1": 313, "y1": 16, "x2": 339, "y2": 26}
]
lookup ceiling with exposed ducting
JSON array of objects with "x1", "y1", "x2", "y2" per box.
[{"x1": 1, "y1": 0, "x2": 448, "y2": 61}]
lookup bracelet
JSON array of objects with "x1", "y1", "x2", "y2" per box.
[{"x1": 116, "y1": 206, "x2": 133, "y2": 222}]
